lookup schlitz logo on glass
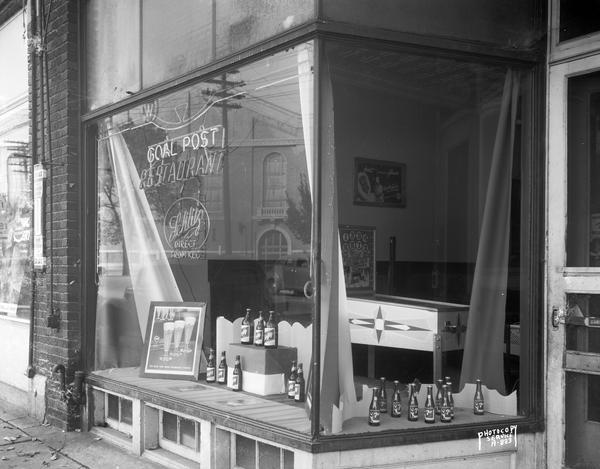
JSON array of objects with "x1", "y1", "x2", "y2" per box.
[{"x1": 164, "y1": 198, "x2": 210, "y2": 257}]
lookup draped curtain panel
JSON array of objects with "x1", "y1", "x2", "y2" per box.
[
  {"x1": 459, "y1": 70, "x2": 521, "y2": 394},
  {"x1": 101, "y1": 122, "x2": 183, "y2": 338},
  {"x1": 316, "y1": 58, "x2": 359, "y2": 434}
]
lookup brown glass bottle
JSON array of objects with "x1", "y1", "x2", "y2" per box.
[
  {"x1": 240, "y1": 308, "x2": 253, "y2": 345},
  {"x1": 206, "y1": 348, "x2": 216, "y2": 383},
  {"x1": 294, "y1": 363, "x2": 305, "y2": 402},
  {"x1": 447, "y1": 381, "x2": 455, "y2": 419},
  {"x1": 287, "y1": 361, "x2": 298, "y2": 399},
  {"x1": 424, "y1": 385, "x2": 435, "y2": 423},
  {"x1": 217, "y1": 351, "x2": 227, "y2": 385},
  {"x1": 378, "y1": 377, "x2": 388, "y2": 413},
  {"x1": 231, "y1": 355, "x2": 242, "y2": 391},
  {"x1": 408, "y1": 383, "x2": 419, "y2": 421},
  {"x1": 391, "y1": 380, "x2": 402, "y2": 418},
  {"x1": 254, "y1": 311, "x2": 265, "y2": 346},
  {"x1": 264, "y1": 311, "x2": 278, "y2": 348},
  {"x1": 440, "y1": 385, "x2": 452, "y2": 423},
  {"x1": 368, "y1": 387, "x2": 381, "y2": 426},
  {"x1": 435, "y1": 379, "x2": 444, "y2": 415},
  {"x1": 474, "y1": 379, "x2": 485, "y2": 415}
]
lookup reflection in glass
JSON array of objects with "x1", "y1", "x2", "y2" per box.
[
  {"x1": 179, "y1": 417, "x2": 196, "y2": 449},
  {"x1": 162, "y1": 411, "x2": 178, "y2": 442},
  {"x1": 94, "y1": 43, "x2": 314, "y2": 433},
  {"x1": 236, "y1": 435, "x2": 256, "y2": 469},
  {"x1": 0, "y1": 102, "x2": 32, "y2": 320},
  {"x1": 121, "y1": 398, "x2": 133, "y2": 425}
]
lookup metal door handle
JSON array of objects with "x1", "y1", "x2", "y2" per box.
[{"x1": 551, "y1": 306, "x2": 566, "y2": 328}]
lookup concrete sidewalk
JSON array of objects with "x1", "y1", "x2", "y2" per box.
[{"x1": 0, "y1": 401, "x2": 164, "y2": 469}]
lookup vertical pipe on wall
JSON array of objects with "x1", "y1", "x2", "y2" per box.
[
  {"x1": 310, "y1": 38, "x2": 321, "y2": 440},
  {"x1": 26, "y1": 0, "x2": 40, "y2": 379}
]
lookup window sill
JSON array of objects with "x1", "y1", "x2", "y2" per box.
[{"x1": 87, "y1": 370, "x2": 543, "y2": 454}]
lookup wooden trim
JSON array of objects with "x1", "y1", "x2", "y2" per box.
[
  {"x1": 565, "y1": 351, "x2": 600, "y2": 375},
  {"x1": 316, "y1": 21, "x2": 543, "y2": 65},
  {"x1": 548, "y1": 0, "x2": 600, "y2": 64},
  {"x1": 87, "y1": 373, "x2": 314, "y2": 452}
]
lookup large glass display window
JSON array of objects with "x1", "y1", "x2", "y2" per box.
[
  {"x1": 0, "y1": 13, "x2": 31, "y2": 321},
  {"x1": 91, "y1": 35, "x2": 540, "y2": 444},
  {"x1": 318, "y1": 40, "x2": 537, "y2": 436},
  {"x1": 94, "y1": 42, "x2": 315, "y2": 435}
]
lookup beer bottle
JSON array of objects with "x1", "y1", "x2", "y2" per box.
[
  {"x1": 440, "y1": 385, "x2": 452, "y2": 423},
  {"x1": 424, "y1": 385, "x2": 435, "y2": 423},
  {"x1": 254, "y1": 311, "x2": 265, "y2": 346},
  {"x1": 231, "y1": 355, "x2": 242, "y2": 391},
  {"x1": 391, "y1": 380, "x2": 402, "y2": 418},
  {"x1": 408, "y1": 383, "x2": 419, "y2": 421},
  {"x1": 264, "y1": 311, "x2": 278, "y2": 349},
  {"x1": 447, "y1": 381, "x2": 455, "y2": 419},
  {"x1": 240, "y1": 308, "x2": 253, "y2": 345},
  {"x1": 368, "y1": 387, "x2": 381, "y2": 426},
  {"x1": 287, "y1": 361, "x2": 298, "y2": 399},
  {"x1": 217, "y1": 351, "x2": 227, "y2": 385},
  {"x1": 294, "y1": 363, "x2": 305, "y2": 402},
  {"x1": 474, "y1": 379, "x2": 485, "y2": 415},
  {"x1": 378, "y1": 377, "x2": 388, "y2": 413},
  {"x1": 435, "y1": 379, "x2": 444, "y2": 415},
  {"x1": 206, "y1": 348, "x2": 216, "y2": 383}
]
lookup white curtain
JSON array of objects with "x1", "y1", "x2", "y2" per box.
[
  {"x1": 459, "y1": 70, "x2": 520, "y2": 394},
  {"x1": 104, "y1": 123, "x2": 183, "y2": 336},
  {"x1": 299, "y1": 47, "x2": 358, "y2": 433}
]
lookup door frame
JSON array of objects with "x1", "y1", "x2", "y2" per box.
[{"x1": 546, "y1": 54, "x2": 600, "y2": 468}]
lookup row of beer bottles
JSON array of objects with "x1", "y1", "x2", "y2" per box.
[
  {"x1": 368, "y1": 377, "x2": 485, "y2": 426},
  {"x1": 206, "y1": 349, "x2": 242, "y2": 391},
  {"x1": 240, "y1": 308, "x2": 278, "y2": 348},
  {"x1": 205, "y1": 351, "x2": 307, "y2": 401}
]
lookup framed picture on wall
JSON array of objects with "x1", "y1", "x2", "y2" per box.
[
  {"x1": 339, "y1": 225, "x2": 376, "y2": 295},
  {"x1": 353, "y1": 158, "x2": 406, "y2": 208},
  {"x1": 140, "y1": 302, "x2": 206, "y2": 380}
]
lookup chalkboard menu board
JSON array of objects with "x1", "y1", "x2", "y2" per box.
[{"x1": 339, "y1": 225, "x2": 376, "y2": 295}]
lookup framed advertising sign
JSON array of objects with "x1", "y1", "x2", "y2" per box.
[
  {"x1": 339, "y1": 225, "x2": 376, "y2": 295},
  {"x1": 140, "y1": 302, "x2": 206, "y2": 380},
  {"x1": 353, "y1": 158, "x2": 406, "y2": 208}
]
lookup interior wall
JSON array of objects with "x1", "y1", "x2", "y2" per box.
[{"x1": 334, "y1": 82, "x2": 438, "y2": 263}]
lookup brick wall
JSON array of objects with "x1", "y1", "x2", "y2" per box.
[{"x1": 30, "y1": 0, "x2": 82, "y2": 431}]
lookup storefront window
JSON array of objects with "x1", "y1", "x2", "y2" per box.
[
  {"x1": 0, "y1": 13, "x2": 31, "y2": 320},
  {"x1": 86, "y1": 0, "x2": 314, "y2": 110},
  {"x1": 94, "y1": 43, "x2": 314, "y2": 433},
  {"x1": 320, "y1": 40, "x2": 532, "y2": 434}
]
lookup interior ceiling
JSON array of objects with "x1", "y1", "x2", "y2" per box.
[{"x1": 329, "y1": 44, "x2": 506, "y2": 109}]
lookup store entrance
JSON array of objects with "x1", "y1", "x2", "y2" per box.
[{"x1": 547, "y1": 61, "x2": 600, "y2": 468}]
